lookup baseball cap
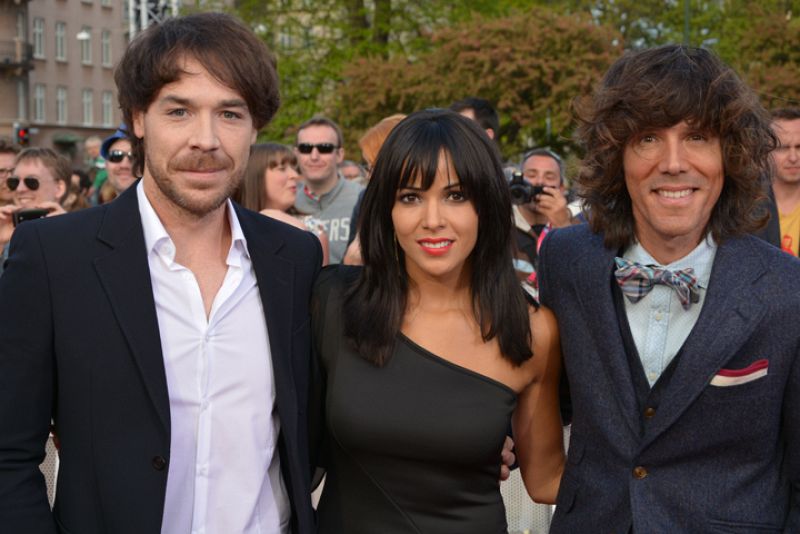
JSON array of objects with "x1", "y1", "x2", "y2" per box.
[{"x1": 100, "y1": 124, "x2": 129, "y2": 160}]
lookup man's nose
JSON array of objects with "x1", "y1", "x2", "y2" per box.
[{"x1": 657, "y1": 138, "x2": 689, "y2": 175}]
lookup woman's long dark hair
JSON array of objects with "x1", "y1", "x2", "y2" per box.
[{"x1": 344, "y1": 109, "x2": 532, "y2": 367}]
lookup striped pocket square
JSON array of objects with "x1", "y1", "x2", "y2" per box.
[{"x1": 710, "y1": 359, "x2": 768, "y2": 387}]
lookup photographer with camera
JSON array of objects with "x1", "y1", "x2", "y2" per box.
[
  {"x1": 0, "y1": 148, "x2": 69, "y2": 275},
  {"x1": 510, "y1": 148, "x2": 577, "y2": 295}
]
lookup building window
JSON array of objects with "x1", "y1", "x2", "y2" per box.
[
  {"x1": 33, "y1": 84, "x2": 46, "y2": 123},
  {"x1": 56, "y1": 87, "x2": 68, "y2": 125},
  {"x1": 101, "y1": 29, "x2": 111, "y2": 66},
  {"x1": 101, "y1": 0, "x2": 112, "y2": 6},
  {"x1": 55, "y1": 22, "x2": 67, "y2": 61},
  {"x1": 82, "y1": 89, "x2": 93, "y2": 126},
  {"x1": 80, "y1": 26, "x2": 92, "y2": 65},
  {"x1": 33, "y1": 18, "x2": 45, "y2": 59},
  {"x1": 17, "y1": 80, "x2": 27, "y2": 120},
  {"x1": 102, "y1": 91, "x2": 113, "y2": 127}
]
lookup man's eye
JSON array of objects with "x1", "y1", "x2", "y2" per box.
[
  {"x1": 168, "y1": 109, "x2": 187, "y2": 117},
  {"x1": 222, "y1": 110, "x2": 242, "y2": 120}
]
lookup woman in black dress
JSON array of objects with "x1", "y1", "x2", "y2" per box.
[{"x1": 310, "y1": 109, "x2": 565, "y2": 533}]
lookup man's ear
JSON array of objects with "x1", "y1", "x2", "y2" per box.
[
  {"x1": 336, "y1": 147, "x2": 345, "y2": 164},
  {"x1": 56, "y1": 179, "x2": 67, "y2": 202},
  {"x1": 486, "y1": 128, "x2": 495, "y2": 140},
  {"x1": 132, "y1": 110, "x2": 145, "y2": 139}
]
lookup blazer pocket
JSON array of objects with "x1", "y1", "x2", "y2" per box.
[
  {"x1": 710, "y1": 358, "x2": 768, "y2": 387},
  {"x1": 708, "y1": 518, "x2": 781, "y2": 532}
]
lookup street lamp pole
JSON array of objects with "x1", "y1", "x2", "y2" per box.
[{"x1": 683, "y1": 0, "x2": 691, "y2": 45}]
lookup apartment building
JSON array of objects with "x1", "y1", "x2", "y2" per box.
[{"x1": 0, "y1": 0, "x2": 128, "y2": 164}]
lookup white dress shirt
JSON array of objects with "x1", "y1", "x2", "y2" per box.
[
  {"x1": 137, "y1": 183, "x2": 290, "y2": 534},
  {"x1": 621, "y1": 236, "x2": 717, "y2": 387}
]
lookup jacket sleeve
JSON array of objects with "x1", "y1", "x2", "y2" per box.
[{"x1": 0, "y1": 223, "x2": 57, "y2": 532}]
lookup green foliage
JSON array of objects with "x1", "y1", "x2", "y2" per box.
[
  {"x1": 333, "y1": 8, "x2": 623, "y2": 160},
  {"x1": 220, "y1": 0, "x2": 798, "y2": 160}
]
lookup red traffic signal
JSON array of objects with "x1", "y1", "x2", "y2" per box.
[{"x1": 13, "y1": 124, "x2": 30, "y2": 147}]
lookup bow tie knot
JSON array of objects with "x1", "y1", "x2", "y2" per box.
[{"x1": 614, "y1": 257, "x2": 701, "y2": 310}]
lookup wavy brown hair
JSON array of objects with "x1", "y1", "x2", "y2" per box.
[
  {"x1": 574, "y1": 44, "x2": 776, "y2": 250},
  {"x1": 115, "y1": 12, "x2": 280, "y2": 177}
]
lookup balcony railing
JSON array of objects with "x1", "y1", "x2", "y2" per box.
[{"x1": 0, "y1": 40, "x2": 34, "y2": 71}]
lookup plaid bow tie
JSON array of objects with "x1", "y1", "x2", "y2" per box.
[{"x1": 614, "y1": 257, "x2": 701, "y2": 310}]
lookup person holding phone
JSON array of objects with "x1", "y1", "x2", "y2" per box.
[{"x1": 0, "y1": 147, "x2": 69, "y2": 275}]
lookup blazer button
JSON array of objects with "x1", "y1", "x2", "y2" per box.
[
  {"x1": 644, "y1": 407, "x2": 656, "y2": 419},
  {"x1": 152, "y1": 456, "x2": 167, "y2": 471},
  {"x1": 633, "y1": 466, "x2": 648, "y2": 479}
]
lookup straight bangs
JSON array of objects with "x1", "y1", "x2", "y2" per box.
[
  {"x1": 267, "y1": 147, "x2": 296, "y2": 169},
  {"x1": 346, "y1": 108, "x2": 531, "y2": 367}
]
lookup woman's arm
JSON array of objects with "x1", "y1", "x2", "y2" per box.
[{"x1": 512, "y1": 305, "x2": 565, "y2": 504}]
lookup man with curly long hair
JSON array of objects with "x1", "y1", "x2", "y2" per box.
[{"x1": 539, "y1": 44, "x2": 800, "y2": 532}]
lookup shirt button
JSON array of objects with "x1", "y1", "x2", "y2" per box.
[
  {"x1": 633, "y1": 466, "x2": 648, "y2": 479},
  {"x1": 644, "y1": 407, "x2": 656, "y2": 419},
  {"x1": 152, "y1": 455, "x2": 167, "y2": 471},
  {"x1": 655, "y1": 311, "x2": 663, "y2": 321}
]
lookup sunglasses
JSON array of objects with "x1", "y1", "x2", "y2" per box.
[
  {"x1": 108, "y1": 150, "x2": 134, "y2": 163},
  {"x1": 296, "y1": 143, "x2": 338, "y2": 155},
  {"x1": 6, "y1": 176, "x2": 40, "y2": 191}
]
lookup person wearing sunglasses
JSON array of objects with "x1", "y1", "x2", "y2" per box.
[
  {"x1": 0, "y1": 147, "x2": 69, "y2": 275},
  {"x1": 0, "y1": 139, "x2": 21, "y2": 207},
  {"x1": 294, "y1": 116, "x2": 364, "y2": 263},
  {"x1": 91, "y1": 124, "x2": 137, "y2": 204}
]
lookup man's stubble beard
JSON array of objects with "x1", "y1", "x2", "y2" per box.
[{"x1": 145, "y1": 150, "x2": 243, "y2": 218}]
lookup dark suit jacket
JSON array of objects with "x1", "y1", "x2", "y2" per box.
[
  {"x1": 0, "y1": 185, "x2": 321, "y2": 534},
  {"x1": 539, "y1": 224, "x2": 800, "y2": 533}
]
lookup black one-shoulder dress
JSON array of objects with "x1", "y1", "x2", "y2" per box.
[{"x1": 311, "y1": 267, "x2": 516, "y2": 534}]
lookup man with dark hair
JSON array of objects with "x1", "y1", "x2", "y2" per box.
[
  {"x1": 294, "y1": 116, "x2": 363, "y2": 263},
  {"x1": 771, "y1": 107, "x2": 800, "y2": 256},
  {"x1": 0, "y1": 12, "x2": 320, "y2": 534},
  {"x1": 450, "y1": 97, "x2": 500, "y2": 141},
  {"x1": 539, "y1": 45, "x2": 800, "y2": 532}
]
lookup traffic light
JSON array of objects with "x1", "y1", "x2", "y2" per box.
[{"x1": 13, "y1": 123, "x2": 29, "y2": 147}]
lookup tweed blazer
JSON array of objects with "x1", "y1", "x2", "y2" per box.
[{"x1": 539, "y1": 224, "x2": 800, "y2": 533}]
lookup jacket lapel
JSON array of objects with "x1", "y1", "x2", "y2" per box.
[
  {"x1": 92, "y1": 186, "x2": 170, "y2": 434},
  {"x1": 236, "y1": 208, "x2": 297, "y2": 428},
  {"x1": 572, "y1": 238, "x2": 641, "y2": 437},
  {"x1": 640, "y1": 236, "x2": 768, "y2": 448}
]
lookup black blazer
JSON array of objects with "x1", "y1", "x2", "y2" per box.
[{"x1": 0, "y1": 185, "x2": 321, "y2": 534}]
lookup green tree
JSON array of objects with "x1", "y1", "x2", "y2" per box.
[{"x1": 333, "y1": 7, "x2": 622, "y2": 159}]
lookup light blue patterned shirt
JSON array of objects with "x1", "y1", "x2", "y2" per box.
[{"x1": 621, "y1": 236, "x2": 717, "y2": 387}]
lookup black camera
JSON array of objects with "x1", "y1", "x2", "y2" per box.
[
  {"x1": 12, "y1": 208, "x2": 50, "y2": 227},
  {"x1": 508, "y1": 171, "x2": 544, "y2": 205}
]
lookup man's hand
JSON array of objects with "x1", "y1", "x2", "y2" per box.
[
  {"x1": 500, "y1": 435, "x2": 516, "y2": 481},
  {"x1": 36, "y1": 201, "x2": 66, "y2": 218},
  {"x1": 535, "y1": 186, "x2": 572, "y2": 228}
]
